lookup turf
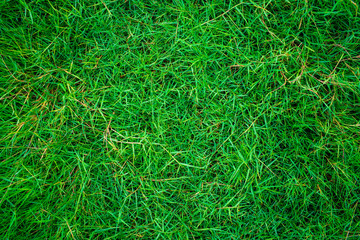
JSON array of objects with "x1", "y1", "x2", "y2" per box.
[{"x1": 1, "y1": 0, "x2": 360, "y2": 239}]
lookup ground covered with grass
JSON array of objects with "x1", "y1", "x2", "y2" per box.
[{"x1": 1, "y1": 0, "x2": 360, "y2": 239}]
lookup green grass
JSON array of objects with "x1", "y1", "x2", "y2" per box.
[{"x1": 1, "y1": 0, "x2": 360, "y2": 239}]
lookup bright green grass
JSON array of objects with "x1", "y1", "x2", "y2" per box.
[{"x1": 1, "y1": 0, "x2": 360, "y2": 239}]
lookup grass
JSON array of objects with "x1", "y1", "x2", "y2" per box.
[{"x1": 1, "y1": 0, "x2": 360, "y2": 239}]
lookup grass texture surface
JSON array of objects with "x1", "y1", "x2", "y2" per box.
[{"x1": 1, "y1": 0, "x2": 360, "y2": 239}]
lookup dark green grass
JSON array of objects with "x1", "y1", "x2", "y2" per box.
[{"x1": 1, "y1": 0, "x2": 360, "y2": 239}]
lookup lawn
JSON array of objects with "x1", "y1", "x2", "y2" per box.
[{"x1": 1, "y1": 0, "x2": 360, "y2": 239}]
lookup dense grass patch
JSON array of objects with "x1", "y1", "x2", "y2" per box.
[{"x1": 1, "y1": 0, "x2": 360, "y2": 239}]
